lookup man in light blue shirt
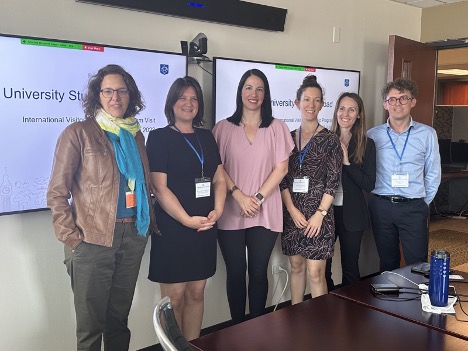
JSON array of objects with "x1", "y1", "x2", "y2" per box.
[{"x1": 367, "y1": 78, "x2": 441, "y2": 272}]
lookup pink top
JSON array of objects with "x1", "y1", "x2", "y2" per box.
[{"x1": 213, "y1": 118, "x2": 294, "y2": 232}]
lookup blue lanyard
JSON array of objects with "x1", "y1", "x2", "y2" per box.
[
  {"x1": 298, "y1": 124, "x2": 319, "y2": 171},
  {"x1": 173, "y1": 126, "x2": 205, "y2": 177},
  {"x1": 386, "y1": 126, "x2": 411, "y2": 162}
]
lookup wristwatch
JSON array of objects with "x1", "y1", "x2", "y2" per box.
[
  {"x1": 317, "y1": 208, "x2": 327, "y2": 217},
  {"x1": 228, "y1": 185, "x2": 239, "y2": 195},
  {"x1": 254, "y1": 192, "x2": 265, "y2": 204}
]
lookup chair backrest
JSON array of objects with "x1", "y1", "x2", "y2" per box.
[{"x1": 153, "y1": 296, "x2": 195, "y2": 351}]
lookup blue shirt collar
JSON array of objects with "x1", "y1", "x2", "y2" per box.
[{"x1": 386, "y1": 116, "x2": 414, "y2": 134}]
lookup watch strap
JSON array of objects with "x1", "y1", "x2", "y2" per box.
[
  {"x1": 254, "y1": 192, "x2": 265, "y2": 203},
  {"x1": 228, "y1": 185, "x2": 239, "y2": 195},
  {"x1": 317, "y1": 207, "x2": 327, "y2": 216}
]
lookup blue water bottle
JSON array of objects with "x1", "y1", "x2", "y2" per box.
[{"x1": 428, "y1": 250, "x2": 450, "y2": 307}]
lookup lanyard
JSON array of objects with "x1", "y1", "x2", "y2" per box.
[
  {"x1": 173, "y1": 126, "x2": 205, "y2": 177},
  {"x1": 298, "y1": 124, "x2": 320, "y2": 171},
  {"x1": 386, "y1": 126, "x2": 411, "y2": 162}
]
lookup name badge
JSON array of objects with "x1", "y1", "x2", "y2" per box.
[
  {"x1": 391, "y1": 173, "x2": 409, "y2": 188},
  {"x1": 195, "y1": 177, "x2": 211, "y2": 198},
  {"x1": 293, "y1": 177, "x2": 309, "y2": 193},
  {"x1": 125, "y1": 191, "x2": 136, "y2": 208}
]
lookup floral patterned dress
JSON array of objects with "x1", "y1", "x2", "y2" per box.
[{"x1": 280, "y1": 128, "x2": 342, "y2": 259}]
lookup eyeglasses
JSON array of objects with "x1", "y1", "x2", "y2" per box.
[
  {"x1": 100, "y1": 88, "x2": 129, "y2": 98},
  {"x1": 385, "y1": 96, "x2": 413, "y2": 106}
]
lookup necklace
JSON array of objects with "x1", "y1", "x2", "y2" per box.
[
  {"x1": 241, "y1": 117, "x2": 261, "y2": 126},
  {"x1": 340, "y1": 132, "x2": 352, "y2": 148},
  {"x1": 300, "y1": 123, "x2": 320, "y2": 144}
]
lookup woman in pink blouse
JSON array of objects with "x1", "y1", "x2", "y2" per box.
[{"x1": 213, "y1": 69, "x2": 294, "y2": 324}]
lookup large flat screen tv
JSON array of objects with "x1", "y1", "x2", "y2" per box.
[
  {"x1": 213, "y1": 57, "x2": 360, "y2": 130},
  {"x1": 0, "y1": 33, "x2": 187, "y2": 216}
]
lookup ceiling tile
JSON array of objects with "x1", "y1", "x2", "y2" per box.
[{"x1": 388, "y1": 0, "x2": 468, "y2": 8}]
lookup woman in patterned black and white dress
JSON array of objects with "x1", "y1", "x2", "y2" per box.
[{"x1": 280, "y1": 75, "x2": 342, "y2": 304}]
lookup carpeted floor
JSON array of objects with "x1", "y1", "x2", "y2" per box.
[
  {"x1": 453, "y1": 262, "x2": 468, "y2": 272},
  {"x1": 429, "y1": 217, "x2": 468, "y2": 271},
  {"x1": 430, "y1": 217, "x2": 468, "y2": 233},
  {"x1": 428, "y1": 229, "x2": 468, "y2": 268}
]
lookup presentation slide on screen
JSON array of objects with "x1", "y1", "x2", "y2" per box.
[
  {"x1": 0, "y1": 35, "x2": 186, "y2": 215},
  {"x1": 214, "y1": 57, "x2": 360, "y2": 131}
]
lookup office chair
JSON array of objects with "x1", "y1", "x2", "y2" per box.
[{"x1": 153, "y1": 296, "x2": 195, "y2": 351}]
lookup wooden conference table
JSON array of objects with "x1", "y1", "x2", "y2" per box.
[
  {"x1": 330, "y1": 264, "x2": 468, "y2": 341},
  {"x1": 190, "y1": 290, "x2": 467, "y2": 350}
]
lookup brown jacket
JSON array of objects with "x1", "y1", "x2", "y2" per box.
[{"x1": 47, "y1": 118, "x2": 157, "y2": 249}]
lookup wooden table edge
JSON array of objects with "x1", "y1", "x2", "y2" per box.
[{"x1": 330, "y1": 290, "x2": 468, "y2": 341}]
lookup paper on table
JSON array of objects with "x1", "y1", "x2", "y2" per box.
[{"x1": 419, "y1": 284, "x2": 457, "y2": 314}]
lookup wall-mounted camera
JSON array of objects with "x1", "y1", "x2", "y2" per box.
[
  {"x1": 180, "y1": 33, "x2": 211, "y2": 63},
  {"x1": 189, "y1": 32, "x2": 207, "y2": 57}
]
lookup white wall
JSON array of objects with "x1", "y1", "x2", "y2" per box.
[
  {"x1": 421, "y1": 1, "x2": 468, "y2": 42},
  {"x1": 0, "y1": 0, "x2": 422, "y2": 350}
]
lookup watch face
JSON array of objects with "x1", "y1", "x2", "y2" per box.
[{"x1": 255, "y1": 193, "x2": 264, "y2": 202}]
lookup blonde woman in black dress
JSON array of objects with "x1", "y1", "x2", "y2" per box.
[{"x1": 280, "y1": 75, "x2": 342, "y2": 304}]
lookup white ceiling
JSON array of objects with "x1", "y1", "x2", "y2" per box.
[{"x1": 389, "y1": 0, "x2": 467, "y2": 8}]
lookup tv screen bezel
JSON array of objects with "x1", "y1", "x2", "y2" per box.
[
  {"x1": 0, "y1": 32, "x2": 187, "y2": 216},
  {"x1": 212, "y1": 56, "x2": 361, "y2": 128}
]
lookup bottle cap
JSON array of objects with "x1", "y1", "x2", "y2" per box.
[{"x1": 431, "y1": 250, "x2": 450, "y2": 259}]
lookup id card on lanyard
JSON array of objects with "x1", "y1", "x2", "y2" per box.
[
  {"x1": 293, "y1": 125, "x2": 319, "y2": 193},
  {"x1": 293, "y1": 177, "x2": 309, "y2": 193},
  {"x1": 174, "y1": 126, "x2": 211, "y2": 198},
  {"x1": 195, "y1": 177, "x2": 211, "y2": 198},
  {"x1": 125, "y1": 180, "x2": 136, "y2": 208},
  {"x1": 387, "y1": 126, "x2": 411, "y2": 188},
  {"x1": 391, "y1": 173, "x2": 409, "y2": 187},
  {"x1": 126, "y1": 191, "x2": 137, "y2": 208}
]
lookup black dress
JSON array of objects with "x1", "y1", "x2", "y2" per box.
[
  {"x1": 146, "y1": 126, "x2": 221, "y2": 283},
  {"x1": 280, "y1": 129, "x2": 342, "y2": 260}
]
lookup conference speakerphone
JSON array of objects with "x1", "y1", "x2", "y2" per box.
[{"x1": 411, "y1": 262, "x2": 431, "y2": 275}]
